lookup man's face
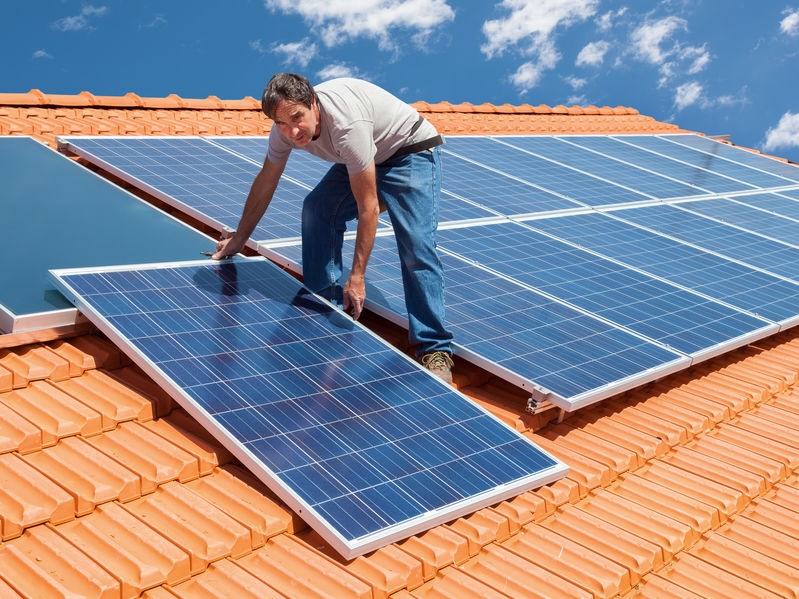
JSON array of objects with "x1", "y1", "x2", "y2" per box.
[{"x1": 272, "y1": 99, "x2": 320, "y2": 146}]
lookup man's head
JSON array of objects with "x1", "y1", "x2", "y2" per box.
[{"x1": 261, "y1": 73, "x2": 320, "y2": 146}]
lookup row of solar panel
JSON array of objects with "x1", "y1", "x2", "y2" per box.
[{"x1": 59, "y1": 134, "x2": 799, "y2": 245}]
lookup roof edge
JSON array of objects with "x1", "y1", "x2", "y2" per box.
[{"x1": 0, "y1": 90, "x2": 643, "y2": 116}]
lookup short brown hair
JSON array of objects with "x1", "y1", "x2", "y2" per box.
[{"x1": 261, "y1": 73, "x2": 317, "y2": 119}]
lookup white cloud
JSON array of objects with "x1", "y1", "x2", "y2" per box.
[
  {"x1": 481, "y1": 0, "x2": 598, "y2": 58},
  {"x1": 53, "y1": 5, "x2": 108, "y2": 32},
  {"x1": 674, "y1": 80, "x2": 703, "y2": 110},
  {"x1": 630, "y1": 16, "x2": 686, "y2": 64},
  {"x1": 481, "y1": 0, "x2": 598, "y2": 92},
  {"x1": 780, "y1": 8, "x2": 799, "y2": 36},
  {"x1": 506, "y1": 38, "x2": 561, "y2": 93},
  {"x1": 264, "y1": 0, "x2": 454, "y2": 51},
  {"x1": 576, "y1": 40, "x2": 609, "y2": 67},
  {"x1": 763, "y1": 111, "x2": 799, "y2": 153},
  {"x1": 316, "y1": 63, "x2": 363, "y2": 81},
  {"x1": 564, "y1": 75, "x2": 586, "y2": 90},
  {"x1": 32, "y1": 49, "x2": 53, "y2": 59},
  {"x1": 595, "y1": 7, "x2": 627, "y2": 32},
  {"x1": 263, "y1": 39, "x2": 318, "y2": 68},
  {"x1": 629, "y1": 16, "x2": 712, "y2": 87},
  {"x1": 680, "y1": 44, "x2": 711, "y2": 74}
]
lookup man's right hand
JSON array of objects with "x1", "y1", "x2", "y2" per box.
[{"x1": 211, "y1": 236, "x2": 244, "y2": 260}]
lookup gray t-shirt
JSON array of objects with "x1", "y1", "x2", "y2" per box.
[{"x1": 267, "y1": 78, "x2": 439, "y2": 174}]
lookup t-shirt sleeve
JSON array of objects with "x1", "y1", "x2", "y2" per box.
[{"x1": 266, "y1": 123, "x2": 292, "y2": 165}]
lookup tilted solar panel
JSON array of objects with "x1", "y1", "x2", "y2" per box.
[
  {"x1": 50, "y1": 257, "x2": 567, "y2": 558},
  {"x1": 615, "y1": 203, "x2": 799, "y2": 282},
  {"x1": 442, "y1": 136, "x2": 653, "y2": 207},
  {"x1": 527, "y1": 210, "x2": 799, "y2": 327},
  {"x1": 498, "y1": 136, "x2": 705, "y2": 200},
  {"x1": 546, "y1": 135, "x2": 747, "y2": 195},
  {"x1": 434, "y1": 221, "x2": 776, "y2": 359},
  {"x1": 616, "y1": 135, "x2": 797, "y2": 189}
]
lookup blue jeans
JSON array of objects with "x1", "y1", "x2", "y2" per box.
[{"x1": 301, "y1": 147, "x2": 453, "y2": 357}]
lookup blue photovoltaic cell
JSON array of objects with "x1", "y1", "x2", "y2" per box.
[
  {"x1": 558, "y1": 136, "x2": 746, "y2": 195},
  {"x1": 50, "y1": 258, "x2": 567, "y2": 558},
  {"x1": 435, "y1": 221, "x2": 774, "y2": 357},
  {"x1": 60, "y1": 136, "x2": 311, "y2": 242},
  {"x1": 616, "y1": 135, "x2": 795, "y2": 189},
  {"x1": 679, "y1": 197, "x2": 799, "y2": 248},
  {"x1": 528, "y1": 211, "x2": 799, "y2": 325},
  {"x1": 273, "y1": 237, "x2": 688, "y2": 408},
  {"x1": 615, "y1": 204, "x2": 799, "y2": 282},
  {"x1": 734, "y1": 191, "x2": 799, "y2": 221},
  {"x1": 663, "y1": 134, "x2": 799, "y2": 183},
  {"x1": 781, "y1": 188, "x2": 799, "y2": 201},
  {"x1": 499, "y1": 136, "x2": 705, "y2": 200},
  {"x1": 440, "y1": 151, "x2": 581, "y2": 216},
  {"x1": 442, "y1": 137, "x2": 652, "y2": 206}
]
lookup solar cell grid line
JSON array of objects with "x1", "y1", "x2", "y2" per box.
[
  {"x1": 59, "y1": 136, "x2": 309, "y2": 243},
  {"x1": 781, "y1": 187, "x2": 799, "y2": 201},
  {"x1": 441, "y1": 136, "x2": 653, "y2": 207},
  {"x1": 49, "y1": 257, "x2": 568, "y2": 559},
  {"x1": 615, "y1": 203, "x2": 799, "y2": 283},
  {"x1": 440, "y1": 150, "x2": 582, "y2": 217},
  {"x1": 547, "y1": 135, "x2": 747, "y2": 196},
  {"x1": 435, "y1": 220, "x2": 776, "y2": 360},
  {"x1": 270, "y1": 237, "x2": 691, "y2": 410},
  {"x1": 526, "y1": 210, "x2": 799, "y2": 327},
  {"x1": 662, "y1": 134, "x2": 799, "y2": 183},
  {"x1": 614, "y1": 135, "x2": 796, "y2": 189},
  {"x1": 498, "y1": 136, "x2": 707, "y2": 200},
  {"x1": 679, "y1": 197, "x2": 799, "y2": 248}
]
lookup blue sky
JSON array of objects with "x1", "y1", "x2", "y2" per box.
[{"x1": 4, "y1": 1, "x2": 799, "y2": 163}]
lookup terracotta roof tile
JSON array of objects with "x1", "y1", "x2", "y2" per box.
[{"x1": 3, "y1": 90, "x2": 799, "y2": 597}]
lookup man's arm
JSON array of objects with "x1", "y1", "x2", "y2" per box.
[
  {"x1": 212, "y1": 158, "x2": 285, "y2": 259},
  {"x1": 344, "y1": 162, "x2": 381, "y2": 319}
]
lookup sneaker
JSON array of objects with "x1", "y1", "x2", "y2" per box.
[{"x1": 421, "y1": 351, "x2": 454, "y2": 384}]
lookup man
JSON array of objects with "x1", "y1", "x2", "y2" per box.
[{"x1": 212, "y1": 73, "x2": 454, "y2": 382}]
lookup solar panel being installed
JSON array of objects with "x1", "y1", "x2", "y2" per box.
[{"x1": 50, "y1": 257, "x2": 568, "y2": 558}]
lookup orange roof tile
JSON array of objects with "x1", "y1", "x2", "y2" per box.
[{"x1": 2, "y1": 90, "x2": 799, "y2": 598}]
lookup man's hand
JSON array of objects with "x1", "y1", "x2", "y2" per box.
[
  {"x1": 343, "y1": 275, "x2": 366, "y2": 320},
  {"x1": 211, "y1": 236, "x2": 244, "y2": 260}
]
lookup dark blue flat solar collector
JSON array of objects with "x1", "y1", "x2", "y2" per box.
[{"x1": 50, "y1": 257, "x2": 567, "y2": 559}]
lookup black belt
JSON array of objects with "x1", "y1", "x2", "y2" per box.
[{"x1": 386, "y1": 116, "x2": 443, "y2": 161}]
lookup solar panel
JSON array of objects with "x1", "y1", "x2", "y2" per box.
[
  {"x1": 614, "y1": 203, "x2": 799, "y2": 282},
  {"x1": 498, "y1": 136, "x2": 706, "y2": 200},
  {"x1": 442, "y1": 136, "x2": 653, "y2": 207},
  {"x1": 662, "y1": 134, "x2": 799, "y2": 182},
  {"x1": 539, "y1": 135, "x2": 745, "y2": 195},
  {"x1": 271, "y1": 237, "x2": 690, "y2": 409},
  {"x1": 435, "y1": 221, "x2": 776, "y2": 357},
  {"x1": 0, "y1": 136, "x2": 209, "y2": 333},
  {"x1": 616, "y1": 135, "x2": 797, "y2": 189},
  {"x1": 50, "y1": 257, "x2": 567, "y2": 558},
  {"x1": 527, "y1": 210, "x2": 799, "y2": 327}
]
